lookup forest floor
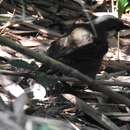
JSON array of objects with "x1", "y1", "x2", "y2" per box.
[{"x1": 0, "y1": 0, "x2": 130, "y2": 130}]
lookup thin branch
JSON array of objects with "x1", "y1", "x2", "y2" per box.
[
  {"x1": 47, "y1": 75, "x2": 130, "y2": 87},
  {"x1": 0, "y1": 69, "x2": 31, "y2": 77},
  {"x1": 1, "y1": 70, "x2": 130, "y2": 88}
]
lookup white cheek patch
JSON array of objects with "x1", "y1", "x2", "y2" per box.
[
  {"x1": 70, "y1": 27, "x2": 94, "y2": 47},
  {"x1": 82, "y1": 31, "x2": 94, "y2": 45}
]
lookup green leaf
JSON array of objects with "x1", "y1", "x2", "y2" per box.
[
  {"x1": 34, "y1": 72, "x2": 57, "y2": 87},
  {"x1": 33, "y1": 124, "x2": 51, "y2": 130},
  {"x1": 116, "y1": 0, "x2": 129, "y2": 17},
  {"x1": 9, "y1": 59, "x2": 38, "y2": 70},
  {"x1": 125, "y1": 5, "x2": 130, "y2": 12},
  {"x1": 32, "y1": 119, "x2": 74, "y2": 130}
]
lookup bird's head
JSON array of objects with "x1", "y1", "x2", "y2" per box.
[{"x1": 93, "y1": 15, "x2": 130, "y2": 32}]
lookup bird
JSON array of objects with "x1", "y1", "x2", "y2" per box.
[{"x1": 46, "y1": 15, "x2": 129, "y2": 79}]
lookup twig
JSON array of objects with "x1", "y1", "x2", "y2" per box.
[
  {"x1": 47, "y1": 75, "x2": 130, "y2": 87},
  {"x1": 0, "y1": 69, "x2": 130, "y2": 88},
  {"x1": 0, "y1": 10, "x2": 15, "y2": 34},
  {"x1": 20, "y1": 22, "x2": 63, "y2": 37},
  {"x1": 48, "y1": 75, "x2": 130, "y2": 87},
  {"x1": 117, "y1": 32, "x2": 120, "y2": 60},
  {"x1": 0, "y1": 69, "x2": 31, "y2": 77}
]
